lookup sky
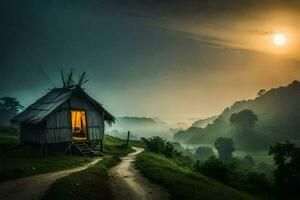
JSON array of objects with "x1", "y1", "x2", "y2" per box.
[{"x1": 1, "y1": 0, "x2": 300, "y2": 123}]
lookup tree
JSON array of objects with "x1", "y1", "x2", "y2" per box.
[
  {"x1": 141, "y1": 136, "x2": 175, "y2": 157},
  {"x1": 230, "y1": 109, "x2": 258, "y2": 133},
  {"x1": 197, "y1": 156, "x2": 232, "y2": 183},
  {"x1": 230, "y1": 109, "x2": 259, "y2": 149},
  {"x1": 257, "y1": 89, "x2": 266, "y2": 97},
  {"x1": 0, "y1": 97, "x2": 23, "y2": 113},
  {"x1": 214, "y1": 137, "x2": 235, "y2": 161},
  {"x1": 195, "y1": 146, "x2": 214, "y2": 160},
  {"x1": 269, "y1": 141, "x2": 300, "y2": 197},
  {"x1": 0, "y1": 97, "x2": 23, "y2": 126}
]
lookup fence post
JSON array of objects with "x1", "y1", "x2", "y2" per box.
[{"x1": 126, "y1": 131, "x2": 130, "y2": 150}]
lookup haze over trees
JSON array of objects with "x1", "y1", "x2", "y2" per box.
[
  {"x1": 192, "y1": 115, "x2": 218, "y2": 128},
  {"x1": 107, "y1": 116, "x2": 177, "y2": 139},
  {"x1": 173, "y1": 81, "x2": 300, "y2": 150},
  {"x1": 229, "y1": 109, "x2": 259, "y2": 149},
  {"x1": 195, "y1": 146, "x2": 214, "y2": 160},
  {"x1": 229, "y1": 109, "x2": 258, "y2": 133},
  {"x1": 214, "y1": 137, "x2": 235, "y2": 161}
]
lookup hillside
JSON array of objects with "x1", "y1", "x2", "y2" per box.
[
  {"x1": 192, "y1": 115, "x2": 219, "y2": 128},
  {"x1": 174, "y1": 81, "x2": 300, "y2": 150},
  {"x1": 135, "y1": 152, "x2": 254, "y2": 200}
]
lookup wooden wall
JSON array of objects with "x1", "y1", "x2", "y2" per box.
[
  {"x1": 42, "y1": 94, "x2": 105, "y2": 143},
  {"x1": 45, "y1": 109, "x2": 72, "y2": 143},
  {"x1": 20, "y1": 122, "x2": 45, "y2": 144}
]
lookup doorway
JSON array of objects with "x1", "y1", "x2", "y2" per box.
[{"x1": 71, "y1": 110, "x2": 88, "y2": 140}]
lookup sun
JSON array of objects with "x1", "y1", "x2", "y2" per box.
[{"x1": 273, "y1": 33, "x2": 286, "y2": 46}]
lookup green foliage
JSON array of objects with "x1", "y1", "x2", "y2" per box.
[
  {"x1": 141, "y1": 136, "x2": 175, "y2": 157},
  {"x1": 230, "y1": 109, "x2": 258, "y2": 131},
  {"x1": 0, "y1": 130, "x2": 129, "y2": 182},
  {"x1": 135, "y1": 152, "x2": 254, "y2": 200},
  {"x1": 44, "y1": 156, "x2": 120, "y2": 200},
  {"x1": 100, "y1": 134, "x2": 141, "y2": 156},
  {"x1": 196, "y1": 156, "x2": 233, "y2": 183},
  {"x1": 0, "y1": 97, "x2": 23, "y2": 126},
  {"x1": 174, "y1": 81, "x2": 300, "y2": 150},
  {"x1": 214, "y1": 137, "x2": 235, "y2": 161},
  {"x1": 194, "y1": 156, "x2": 271, "y2": 198},
  {"x1": 195, "y1": 146, "x2": 214, "y2": 160},
  {"x1": 0, "y1": 146, "x2": 93, "y2": 182},
  {"x1": 234, "y1": 171, "x2": 271, "y2": 198},
  {"x1": 269, "y1": 141, "x2": 300, "y2": 197},
  {"x1": 230, "y1": 109, "x2": 261, "y2": 150}
]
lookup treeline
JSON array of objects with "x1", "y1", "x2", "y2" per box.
[
  {"x1": 174, "y1": 81, "x2": 300, "y2": 150},
  {"x1": 141, "y1": 136, "x2": 300, "y2": 199}
]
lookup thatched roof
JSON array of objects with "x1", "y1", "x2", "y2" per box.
[{"x1": 11, "y1": 86, "x2": 115, "y2": 124}]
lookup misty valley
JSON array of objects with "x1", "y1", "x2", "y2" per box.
[
  {"x1": 1, "y1": 80, "x2": 300, "y2": 200},
  {"x1": 2, "y1": 1, "x2": 300, "y2": 200}
]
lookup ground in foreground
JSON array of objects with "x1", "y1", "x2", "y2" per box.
[{"x1": 135, "y1": 152, "x2": 255, "y2": 200}]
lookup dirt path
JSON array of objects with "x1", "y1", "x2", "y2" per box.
[
  {"x1": 109, "y1": 147, "x2": 169, "y2": 200},
  {"x1": 0, "y1": 158, "x2": 102, "y2": 200}
]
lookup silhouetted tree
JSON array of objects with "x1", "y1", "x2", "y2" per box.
[
  {"x1": 230, "y1": 109, "x2": 258, "y2": 133},
  {"x1": 0, "y1": 97, "x2": 23, "y2": 126},
  {"x1": 230, "y1": 109, "x2": 259, "y2": 149},
  {"x1": 269, "y1": 141, "x2": 300, "y2": 197},
  {"x1": 195, "y1": 146, "x2": 214, "y2": 160},
  {"x1": 257, "y1": 89, "x2": 266, "y2": 97},
  {"x1": 214, "y1": 137, "x2": 235, "y2": 161},
  {"x1": 0, "y1": 97, "x2": 23, "y2": 113}
]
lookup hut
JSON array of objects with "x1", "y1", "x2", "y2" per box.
[{"x1": 11, "y1": 72, "x2": 115, "y2": 156}]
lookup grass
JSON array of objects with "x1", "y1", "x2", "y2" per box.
[
  {"x1": 102, "y1": 134, "x2": 134, "y2": 155},
  {"x1": 43, "y1": 156, "x2": 120, "y2": 200},
  {"x1": 135, "y1": 152, "x2": 256, "y2": 200},
  {"x1": 101, "y1": 134, "x2": 144, "y2": 156},
  {"x1": 0, "y1": 128, "x2": 93, "y2": 182},
  {"x1": 0, "y1": 127, "x2": 136, "y2": 182}
]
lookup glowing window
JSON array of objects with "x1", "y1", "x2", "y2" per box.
[{"x1": 71, "y1": 111, "x2": 87, "y2": 140}]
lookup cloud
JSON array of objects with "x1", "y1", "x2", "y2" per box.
[{"x1": 118, "y1": 0, "x2": 300, "y2": 60}]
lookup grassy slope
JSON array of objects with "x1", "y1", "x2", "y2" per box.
[
  {"x1": 0, "y1": 129, "x2": 93, "y2": 182},
  {"x1": 43, "y1": 135, "x2": 143, "y2": 199},
  {"x1": 43, "y1": 156, "x2": 120, "y2": 200},
  {"x1": 135, "y1": 152, "x2": 256, "y2": 200},
  {"x1": 0, "y1": 128, "x2": 135, "y2": 182}
]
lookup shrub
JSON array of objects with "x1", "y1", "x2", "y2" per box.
[
  {"x1": 197, "y1": 156, "x2": 233, "y2": 183},
  {"x1": 141, "y1": 136, "x2": 175, "y2": 157},
  {"x1": 269, "y1": 141, "x2": 300, "y2": 197},
  {"x1": 196, "y1": 156, "x2": 270, "y2": 198},
  {"x1": 242, "y1": 172, "x2": 270, "y2": 196}
]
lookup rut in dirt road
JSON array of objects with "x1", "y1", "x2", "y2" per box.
[
  {"x1": 109, "y1": 147, "x2": 169, "y2": 200},
  {"x1": 0, "y1": 158, "x2": 102, "y2": 200}
]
